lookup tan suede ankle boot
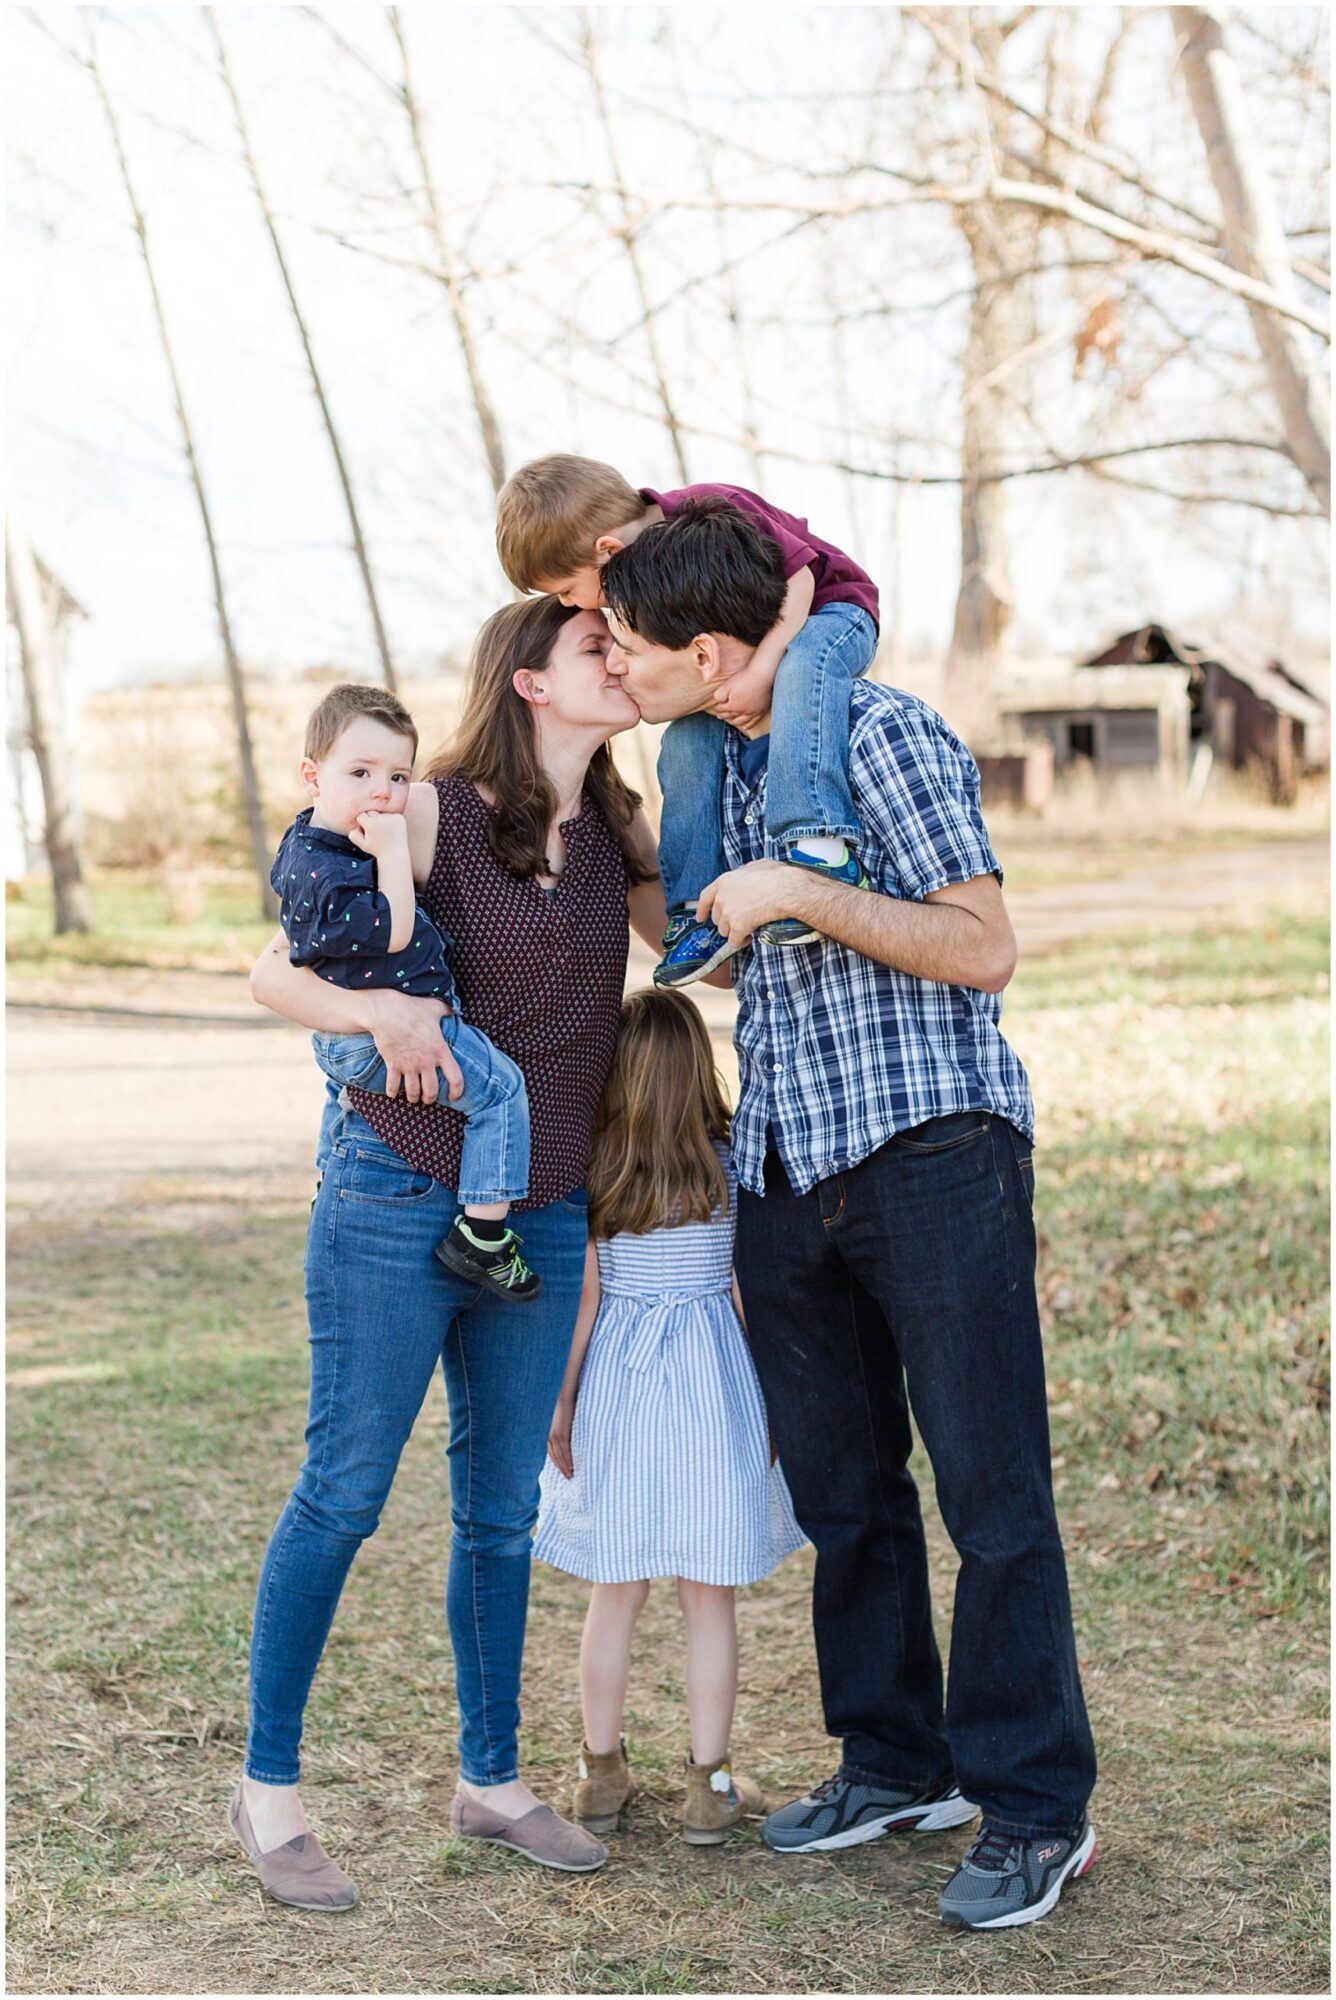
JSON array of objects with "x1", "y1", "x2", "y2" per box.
[
  {"x1": 573, "y1": 1740, "x2": 632, "y2": 1835},
  {"x1": 682, "y1": 1754, "x2": 763, "y2": 1845}
]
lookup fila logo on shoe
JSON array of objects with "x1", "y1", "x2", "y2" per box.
[{"x1": 1036, "y1": 1842, "x2": 1061, "y2": 1863}]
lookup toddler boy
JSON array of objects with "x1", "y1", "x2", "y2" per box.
[
  {"x1": 270, "y1": 682, "x2": 539, "y2": 1301},
  {"x1": 496, "y1": 454, "x2": 880, "y2": 986}
]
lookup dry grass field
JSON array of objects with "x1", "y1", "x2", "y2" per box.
[{"x1": 6, "y1": 854, "x2": 1329, "y2": 1995}]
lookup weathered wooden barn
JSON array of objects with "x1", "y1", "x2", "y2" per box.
[{"x1": 1082, "y1": 624, "x2": 1329, "y2": 802}]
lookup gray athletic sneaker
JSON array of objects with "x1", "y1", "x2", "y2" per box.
[
  {"x1": 938, "y1": 1817, "x2": 1098, "y2": 1929},
  {"x1": 761, "y1": 1772, "x2": 977, "y2": 1853}
]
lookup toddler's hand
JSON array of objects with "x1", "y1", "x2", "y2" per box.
[
  {"x1": 711, "y1": 659, "x2": 773, "y2": 728},
  {"x1": 349, "y1": 810, "x2": 409, "y2": 858}
]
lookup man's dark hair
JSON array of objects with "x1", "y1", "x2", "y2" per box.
[{"x1": 602, "y1": 496, "x2": 786, "y2": 649}]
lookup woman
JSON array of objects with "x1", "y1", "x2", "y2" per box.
[{"x1": 235, "y1": 599, "x2": 663, "y2": 1905}]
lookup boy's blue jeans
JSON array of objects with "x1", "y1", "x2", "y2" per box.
[
  {"x1": 311, "y1": 1012, "x2": 529, "y2": 1206},
  {"x1": 245, "y1": 1107, "x2": 588, "y2": 1786},
  {"x1": 656, "y1": 601, "x2": 878, "y2": 917}
]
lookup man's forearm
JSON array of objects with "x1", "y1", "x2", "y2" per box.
[{"x1": 785, "y1": 874, "x2": 1014, "y2": 991}]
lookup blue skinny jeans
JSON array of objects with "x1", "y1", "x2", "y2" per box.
[{"x1": 245, "y1": 1107, "x2": 586, "y2": 1786}]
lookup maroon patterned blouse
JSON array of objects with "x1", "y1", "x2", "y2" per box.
[{"x1": 350, "y1": 776, "x2": 629, "y2": 1209}]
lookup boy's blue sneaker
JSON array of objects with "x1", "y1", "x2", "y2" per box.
[
  {"x1": 652, "y1": 913, "x2": 742, "y2": 990},
  {"x1": 938, "y1": 1818, "x2": 1098, "y2": 1930},
  {"x1": 754, "y1": 843, "x2": 871, "y2": 947}
]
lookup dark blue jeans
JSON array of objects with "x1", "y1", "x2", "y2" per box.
[
  {"x1": 734, "y1": 1113, "x2": 1096, "y2": 1836},
  {"x1": 245, "y1": 1107, "x2": 587, "y2": 1787}
]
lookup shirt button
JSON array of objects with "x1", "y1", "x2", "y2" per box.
[
  {"x1": 766, "y1": 988, "x2": 775, "y2": 999},
  {"x1": 772, "y1": 1062, "x2": 783, "y2": 1074},
  {"x1": 744, "y1": 813, "x2": 755, "y2": 825}
]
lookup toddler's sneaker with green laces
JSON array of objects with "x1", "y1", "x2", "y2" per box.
[
  {"x1": 435, "y1": 1218, "x2": 541, "y2": 1302},
  {"x1": 938, "y1": 1817, "x2": 1097, "y2": 1930},
  {"x1": 755, "y1": 842, "x2": 871, "y2": 947},
  {"x1": 652, "y1": 912, "x2": 743, "y2": 990}
]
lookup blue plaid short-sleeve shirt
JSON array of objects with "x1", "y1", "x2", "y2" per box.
[{"x1": 723, "y1": 680, "x2": 1034, "y2": 1196}]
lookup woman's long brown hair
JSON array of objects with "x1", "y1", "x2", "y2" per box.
[
  {"x1": 425, "y1": 595, "x2": 651, "y2": 884},
  {"x1": 587, "y1": 990, "x2": 732, "y2": 1239}
]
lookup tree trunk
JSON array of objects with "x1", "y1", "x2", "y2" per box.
[
  {"x1": 88, "y1": 46, "x2": 276, "y2": 919},
  {"x1": 208, "y1": 9, "x2": 400, "y2": 689},
  {"x1": 5, "y1": 503, "x2": 94, "y2": 934},
  {"x1": 389, "y1": 8, "x2": 509, "y2": 503},
  {"x1": 945, "y1": 20, "x2": 1030, "y2": 731},
  {"x1": 1171, "y1": 6, "x2": 1330, "y2": 516},
  {"x1": 579, "y1": 12, "x2": 691, "y2": 484}
]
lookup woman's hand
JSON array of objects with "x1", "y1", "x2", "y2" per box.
[
  {"x1": 547, "y1": 1394, "x2": 575, "y2": 1479},
  {"x1": 367, "y1": 991, "x2": 464, "y2": 1105}
]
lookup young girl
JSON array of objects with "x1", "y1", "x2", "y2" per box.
[{"x1": 534, "y1": 989, "x2": 805, "y2": 1845}]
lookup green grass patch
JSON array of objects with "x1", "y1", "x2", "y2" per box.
[{"x1": 7, "y1": 871, "x2": 272, "y2": 974}]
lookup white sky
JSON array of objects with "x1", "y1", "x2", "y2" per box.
[{"x1": 6, "y1": 4, "x2": 1331, "y2": 693}]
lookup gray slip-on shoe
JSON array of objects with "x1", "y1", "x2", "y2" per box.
[
  {"x1": 228, "y1": 1783, "x2": 358, "y2": 1911},
  {"x1": 451, "y1": 1787, "x2": 608, "y2": 1872}
]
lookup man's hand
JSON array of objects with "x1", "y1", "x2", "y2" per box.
[
  {"x1": 696, "y1": 859, "x2": 808, "y2": 946},
  {"x1": 367, "y1": 991, "x2": 463, "y2": 1105},
  {"x1": 348, "y1": 810, "x2": 410, "y2": 860},
  {"x1": 547, "y1": 1394, "x2": 575, "y2": 1479}
]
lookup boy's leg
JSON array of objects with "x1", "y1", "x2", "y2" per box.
[
  {"x1": 832, "y1": 1115, "x2": 1097, "y2": 1837},
  {"x1": 434, "y1": 1021, "x2": 539, "y2": 1301},
  {"x1": 734, "y1": 1151, "x2": 951, "y2": 1788},
  {"x1": 310, "y1": 1030, "x2": 386, "y2": 1095},
  {"x1": 441, "y1": 1020, "x2": 530, "y2": 1208},
  {"x1": 656, "y1": 714, "x2": 728, "y2": 919},
  {"x1": 765, "y1": 604, "x2": 877, "y2": 854}
]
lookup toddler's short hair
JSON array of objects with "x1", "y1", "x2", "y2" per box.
[
  {"x1": 304, "y1": 683, "x2": 419, "y2": 763},
  {"x1": 496, "y1": 454, "x2": 643, "y2": 593}
]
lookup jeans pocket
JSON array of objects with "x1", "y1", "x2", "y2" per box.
[
  {"x1": 560, "y1": 1186, "x2": 590, "y2": 1214},
  {"x1": 890, "y1": 1111, "x2": 990, "y2": 1156},
  {"x1": 1009, "y1": 1127, "x2": 1036, "y2": 1205},
  {"x1": 340, "y1": 1145, "x2": 437, "y2": 1205}
]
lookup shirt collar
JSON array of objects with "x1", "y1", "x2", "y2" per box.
[{"x1": 294, "y1": 806, "x2": 362, "y2": 856}]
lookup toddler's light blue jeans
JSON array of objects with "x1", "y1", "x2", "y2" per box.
[
  {"x1": 311, "y1": 1011, "x2": 529, "y2": 1206},
  {"x1": 656, "y1": 601, "x2": 878, "y2": 916}
]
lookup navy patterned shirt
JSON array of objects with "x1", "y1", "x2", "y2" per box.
[
  {"x1": 270, "y1": 808, "x2": 456, "y2": 1004},
  {"x1": 723, "y1": 681, "x2": 1034, "y2": 1197}
]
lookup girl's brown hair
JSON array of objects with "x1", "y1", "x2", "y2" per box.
[
  {"x1": 587, "y1": 989, "x2": 731, "y2": 1239},
  {"x1": 425, "y1": 596, "x2": 651, "y2": 884}
]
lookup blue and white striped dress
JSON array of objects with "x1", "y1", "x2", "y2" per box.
[{"x1": 534, "y1": 1154, "x2": 806, "y2": 1586}]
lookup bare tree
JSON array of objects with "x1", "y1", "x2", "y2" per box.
[
  {"x1": 387, "y1": 7, "x2": 509, "y2": 501},
  {"x1": 5, "y1": 502, "x2": 95, "y2": 934},
  {"x1": 577, "y1": 10, "x2": 691, "y2": 483},
  {"x1": 80, "y1": 36, "x2": 276, "y2": 919},
  {"x1": 1171, "y1": 5, "x2": 1330, "y2": 515},
  {"x1": 208, "y1": 8, "x2": 400, "y2": 689}
]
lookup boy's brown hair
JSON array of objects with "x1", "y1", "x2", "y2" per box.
[
  {"x1": 304, "y1": 683, "x2": 419, "y2": 762},
  {"x1": 496, "y1": 454, "x2": 643, "y2": 593}
]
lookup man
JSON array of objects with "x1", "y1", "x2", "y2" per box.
[{"x1": 601, "y1": 499, "x2": 1097, "y2": 1932}]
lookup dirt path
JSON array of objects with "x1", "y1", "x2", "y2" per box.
[{"x1": 8, "y1": 839, "x2": 1326, "y2": 1226}]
